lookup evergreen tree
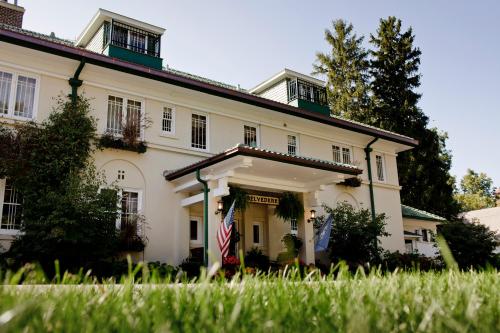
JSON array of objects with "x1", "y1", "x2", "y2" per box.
[
  {"x1": 367, "y1": 17, "x2": 459, "y2": 219},
  {"x1": 313, "y1": 20, "x2": 370, "y2": 119}
]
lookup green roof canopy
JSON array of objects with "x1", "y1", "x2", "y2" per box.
[{"x1": 401, "y1": 204, "x2": 446, "y2": 222}]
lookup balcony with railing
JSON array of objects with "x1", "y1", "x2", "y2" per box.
[
  {"x1": 103, "y1": 20, "x2": 163, "y2": 69},
  {"x1": 286, "y1": 78, "x2": 329, "y2": 115}
]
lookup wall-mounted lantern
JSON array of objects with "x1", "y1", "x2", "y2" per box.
[
  {"x1": 215, "y1": 200, "x2": 224, "y2": 215},
  {"x1": 307, "y1": 209, "x2": 316, "y2": 223}
]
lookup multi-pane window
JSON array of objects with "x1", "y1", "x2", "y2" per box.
[
  {"x1": 0, "y1": 70, "x2": 37, "y2": 119},
  {"x1": 342, "y1": 147, "x2": 351, "y2": 164},
  {"x1": 0, "y1": 71, "x2": 13, "y2": 114},
  {"x1": 107, "y1": 96, "x2": 123, "y2": 135},
  {"x1": 376, "y1": 155, "x2": 385, "y2": 181},
  {"x1": 333, "y1": 145, "x2": 352, "y2": 164},
  {"x1": 106, "y1": 96, "x2": 142, "y2": 138},
  {"x1": 244, "y1": 125, "x2": 258, "y2": 147},
  {"x1": 290, "y1": 218, "x2": 298, "y2": 236},
  {"x1": 191, "y1": 114, "x2": 207, "y2": 150},
  {"x1": 287, "y1": 135, "x2": 297, "y2": 156},
  {"x1": 126, "y1": 99, "x2": 142, "y2": 137},
  {"x1": 14, "y1": 76, "x2": 37, "y2": 118},
  {"x1": 332, "y1": 145, "x2": 342, "y2": 163},
  {"x1": 162, "y1": 107, "x2": 174, "y2": 133},
  {"x1": 1, "y1": 179, "x2": 22, "y2": 231},
  {"x1": 120, "y1": 190, "x2": 139, "y2": 231}
]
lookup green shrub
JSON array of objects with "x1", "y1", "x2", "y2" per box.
[
  {"x1": 179, "y1": 257, "x2": 204, "y2": 278},
  {"x1": 438, "y1": 219, "x2": 499, "y2": 269},
  {"x1": 281, "y1": 233, "x2": 303, "y2": 257},
  {"x1": 0, "y1": 96, "x2": 120, "y2": 273},
  {"x1": 317, "y1": 202, "x2": 389, "y2": 268},
  {"x1": 381, "y1": 251, "x2": 444, "y2": 271},
  {"x1": 244, "y1": 247, "x2": 270, "y2": 270}
]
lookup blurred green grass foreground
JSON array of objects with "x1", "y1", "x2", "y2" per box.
[{"x1": 0, "y1": 262, "x2": 499, "y2": 333}]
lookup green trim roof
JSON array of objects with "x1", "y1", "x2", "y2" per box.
[
  {"x1": 401, "y1": 204, "x2": 446, "y2": 222},
  {"x1": 0, "y1": 24, "x2": 418, "y2": 146}
]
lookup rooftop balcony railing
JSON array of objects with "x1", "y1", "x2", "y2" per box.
[
  {"x1": 106, "y1": 21, "x2": 161, "y2": 58},
  {"x1": 287, "y1": 78, "x2": 328, "y2": 106}
]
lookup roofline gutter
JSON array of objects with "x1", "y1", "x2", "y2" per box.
[
  {"x1": 0, "y1": 28, "x2": 419, "y2": 147},
  {"x1": 69, "y1": 59, "x2": 85, "y2": 104},
  {"x1": 196, "y1": 169, "x2": 209, "y2": 267}
]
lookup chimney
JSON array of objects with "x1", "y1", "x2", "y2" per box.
[{"x1": 0, "y1": 0, "x2": 25, "y2": 28}]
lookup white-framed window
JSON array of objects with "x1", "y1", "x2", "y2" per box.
[
  {"x1": 244, "y1": 124, "x2": 259, "y2": 147},
  {"x1": 189, "y1": 216, "x2": 202, "y2": 246},
  {"x1": 0, "y1": 68, "x2": 39, "y2": 120},
  {"x1": 332, "y1": 145, "x2": 352, "y2": 164},
  {"x1": 421, "y1": 229, "x2": 430, "y2": 242},
  {"x1": 0, "y1": 179, "x2": 22, "y2": 233},
  {"x1": 252, "y1": 222, "x2": 263, "y2": 246},
  {"x1": 191, "y1": 113, "x2": 208, "y2": 150},
  {"x1": 106, "y1": 95, "x2": 144, "y2": 138},
  {"x1": 290, "y1": 218, "x2": 298, "y2": 236},
  {"x1": 161, "y1": 106, "x2": 175, "y2": 134},
  {"x1": 405, "y1": 239, "x2": 414, "y2": 253},
  {"x1": 375, "y1": 154, "x2": 385, "y2": 182},
  {"x1": 100, "y1": 187, "x2": 142, "y2": 232},
  {"x1": 287, "y1": 135, "x2": 298, "y2": 156}
]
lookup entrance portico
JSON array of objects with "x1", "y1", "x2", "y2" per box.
[{"x1": 164, "y1": 144, "x2": 362, "y2": 265}]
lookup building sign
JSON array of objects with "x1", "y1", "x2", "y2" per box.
[{"x1": 247, "y1": 194, "x2": 279, "y2": 205}]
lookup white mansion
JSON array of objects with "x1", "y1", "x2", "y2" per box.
[{"x1": 0, "y1": 3, "x2": 442, "y2": 264}]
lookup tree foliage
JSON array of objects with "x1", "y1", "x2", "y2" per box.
[
  {"x1": 318, "y1": 203, "x2": 389, "y2": 266},
  {"x1": 438, "y1": 220, "x2": 498, "y2": 269},
  {"x1": 0, "y1": 96, "x2": 119, "y2": 271},
  {"x1": 369, "y1": 17, "x2": 459, "y2": 219},
  {"x1": 315, "y1": 17, "x2": 459, "y2": 219},
  {"x1": 455, "y1": 169, "x2": 496, "y2": 212},
  {"x1": 313, "y1": 20, "x2": 370, "y2": 119}
]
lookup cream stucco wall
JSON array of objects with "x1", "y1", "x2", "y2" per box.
[
  {"x1": 0, "y1": 42, "x2": 411, "y2": 264},
  {"x1": 402, "y1": 218, "x2": 439, "y2": 234}
]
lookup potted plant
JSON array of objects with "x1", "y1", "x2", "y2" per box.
[
  {"x1": 274, "y1": 192, "x2": 304, "y2": 222},
  {"x1": 338, "y1": 177, "x2": 362, "y2": 187}
]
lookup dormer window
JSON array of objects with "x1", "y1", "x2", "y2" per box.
[
  {"x1": 287, "y1": 78, "x2": 327, "y2": 106},
  {"x1": 76, "y1": 9, "x2": 165, "y2": 69},
  {"x1": 248, "y1": 69, "x2": 330, "y2": 115},
  {"x1": 110, "y1": 21, "x2": 161, "y2": 57}
]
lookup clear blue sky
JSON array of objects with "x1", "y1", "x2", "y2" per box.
[{"x1": 20, "y1": 0, "x2": 500, "y2": 187}]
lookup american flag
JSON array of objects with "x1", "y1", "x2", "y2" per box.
[{"x1": 217, "y1": 200, "x2": 236, "y2": 258}]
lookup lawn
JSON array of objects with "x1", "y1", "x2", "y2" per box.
[{"x1": 0, "y1": 265, "x2": 499, "y2": 333}]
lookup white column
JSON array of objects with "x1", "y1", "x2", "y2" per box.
[
  {"x1": 299, "y1": 193, "x2": 316, "y2": 264},
  {"x1": 207, "y1": 180, "x2": 223, "y2": 266}
]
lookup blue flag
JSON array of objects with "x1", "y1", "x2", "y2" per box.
[{"x1": 315, "y1": 214, "x2": 333, "y2": 252}]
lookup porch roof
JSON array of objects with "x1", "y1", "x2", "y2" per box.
[
  {"x1": 164, "y1": 144, "x2": 362, "y2": 181},
  {"x1": 402, "y1": 204, "x2": 446, "y2": 222}
]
